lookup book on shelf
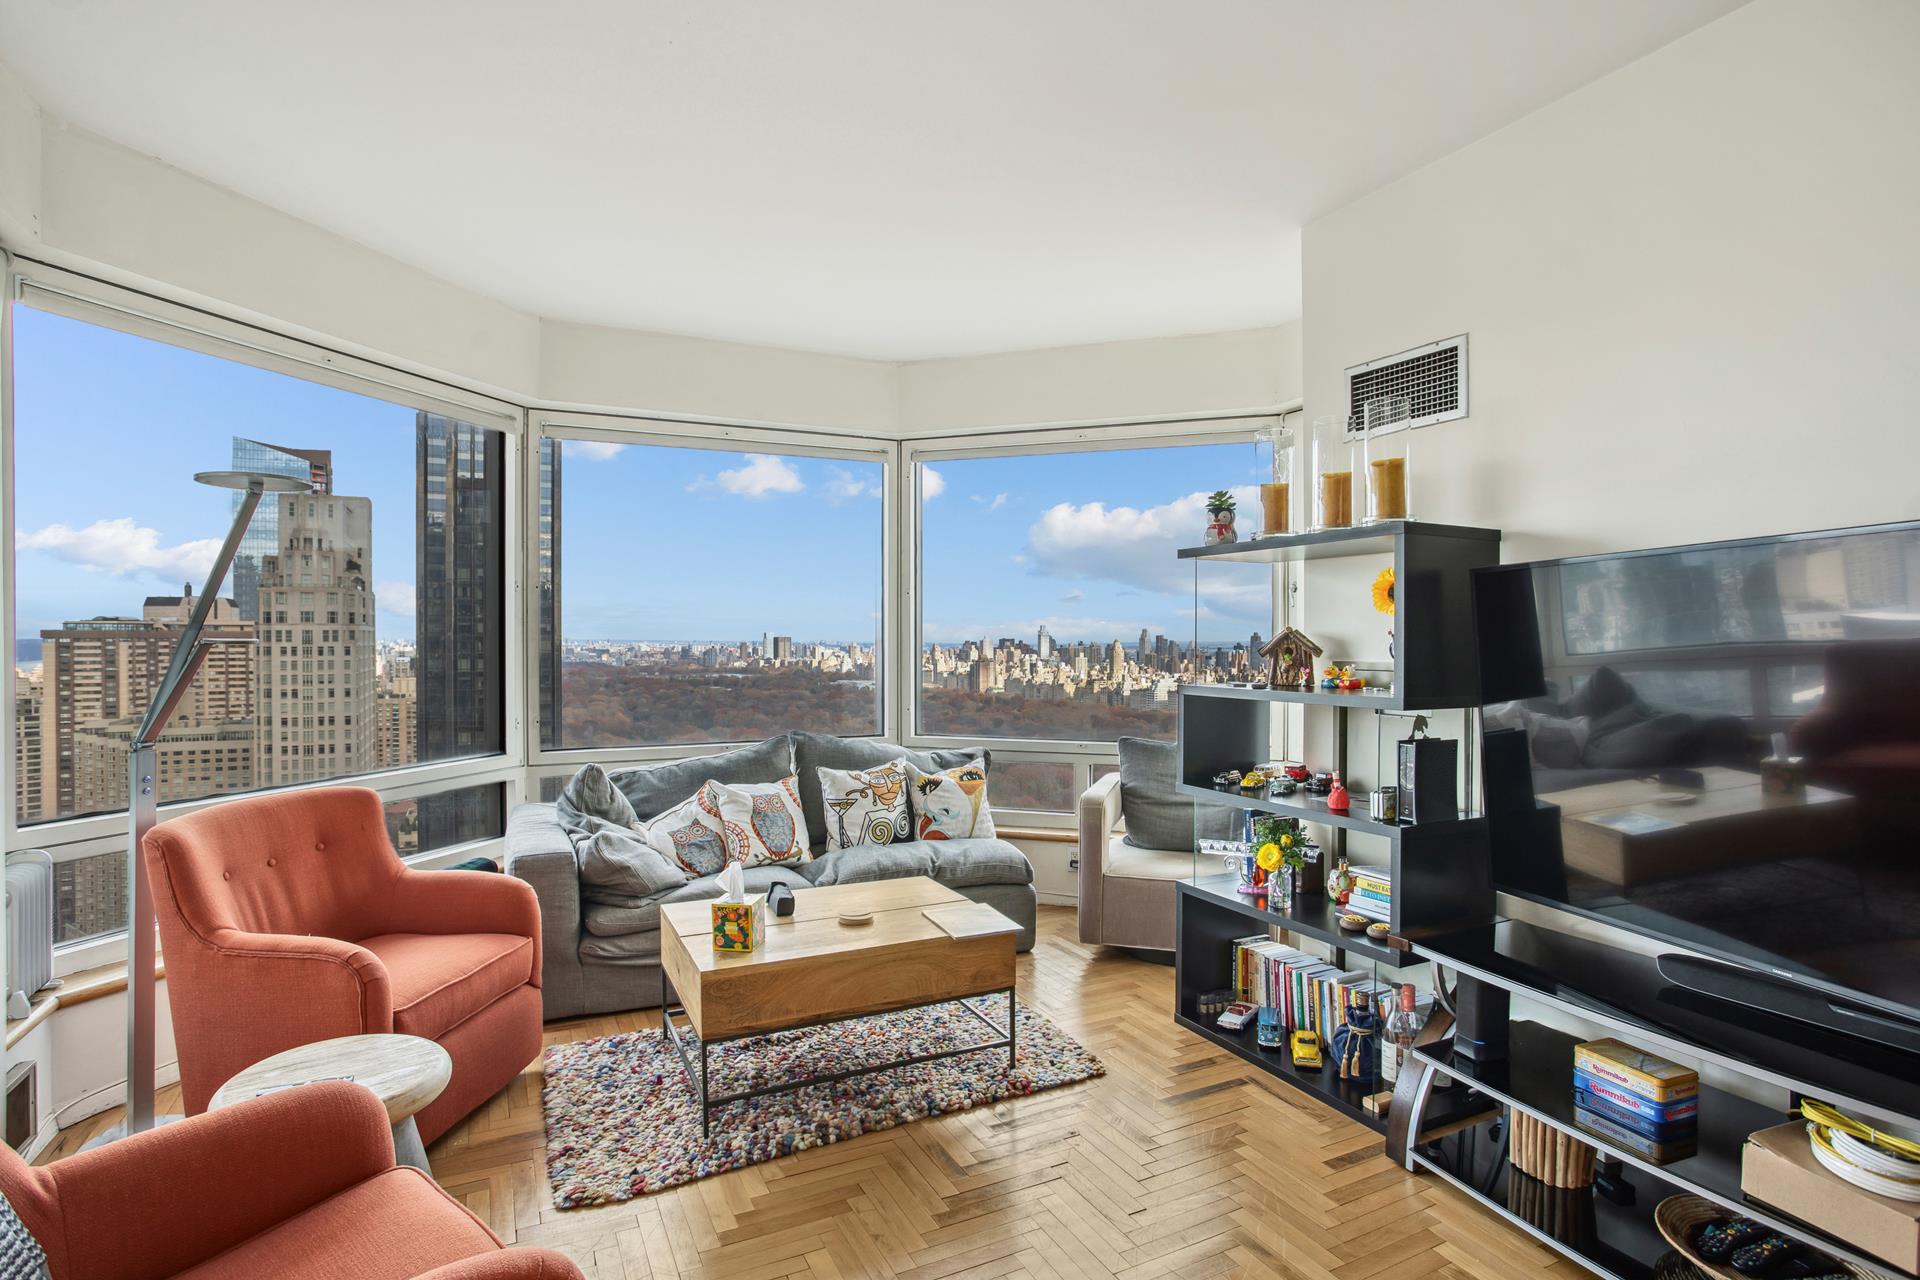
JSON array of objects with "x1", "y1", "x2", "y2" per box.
[
  {"x1": 1571, "y1": 1070, "x2": 1699, "y2": 1123},
  {"x1": 1572, "y1": 1104, "x2": 1700, "y2": 1164},
  {"x1": 1572, "y1": 1087, "x2": 1699, "y2": 1140},
  {"x1": 1342, "y1": 896, "x2": 1391, "y2": 922},
  {"x1": 1572, "y1": 1038, "x2": 1698, "y2": 1103}
]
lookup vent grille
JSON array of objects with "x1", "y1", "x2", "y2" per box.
[{"x1": 1346, "y1": 334, "x2": 1468, "y2": 429}]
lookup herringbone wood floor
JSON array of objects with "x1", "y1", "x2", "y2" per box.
[{"x1": 51, "y1": 907, "x2": 1586, "y2": 1280}]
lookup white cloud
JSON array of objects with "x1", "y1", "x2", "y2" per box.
[
  {"x1": 17, "y1": 518, "x2": 222, "y2": 583},
  {"x1": 1026, "y1": 486, "x2": 1261, "y2": 599},
  {"x1": 920, "y1": 466, "x2": 946, "y2": 500},
  {"x1": 561, "y1": 439, "x2": 623, "y2": 462},
  {"x1": 970, "y1": 492, "x2": 1009, "y2": 512},
  {"x1": 715, "y1": 454, "x2": 804, "y2": 499},
  {"x1": 1061, "y1": 589, "x2": 1085, "y2": 603},
  {"x1": 823, "y1": 467, "x2": 882, "y2": 505},
  {"x1": 376, "y1": 581, "x2": 417, "y2": 618}
]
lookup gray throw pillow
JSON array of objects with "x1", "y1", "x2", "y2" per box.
[
  {"x1": 555, "y1": 762, "x2": 639, "y2": 833},
  {"x1": 1117, "y1": 736, "x2": 1236, "y2": 852},
  {"x1": 576, "y1": 825, "x2": 689, "y2": 901},
  {"x1": 608, "y1": 735, "x2": 795, "y2": 821},
  {"x1": 0, "y1": 1193, "x2": 49, "y2": 1280},
  {"x1": 791, "y1": 732, "x2": 988, "y2": 850}
]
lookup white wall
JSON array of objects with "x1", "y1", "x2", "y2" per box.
[
  {"x1": 1295, "y1": 0, "x2": 1920, "y2": 670},
  {"x1": 899, "y1": 323, "x2": 1300, "y2": 435}
]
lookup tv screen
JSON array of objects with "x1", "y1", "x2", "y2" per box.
[{"x1": 1474, "y1": 522, "x2": 1920, "y2": 1032}]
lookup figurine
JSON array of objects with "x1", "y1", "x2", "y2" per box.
[
  {"x1": 1327, "y1": 771, "x2": 1350, "y2": 813},
  {"x1": 1261, "y1": 627, "x2": 1323, "y2": 691},
  {"x1": 1204, "y1": 491, "x2": 1238, "y2": 545},
  {"x1": 1322, "y1": 663, "x2": 1365, "y2": 691}
]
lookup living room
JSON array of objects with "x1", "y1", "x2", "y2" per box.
[{"x1": 2, "y1": 2, "x2": 1918, "y2": 1277}]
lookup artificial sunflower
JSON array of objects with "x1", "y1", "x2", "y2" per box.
[
  {"x1": 1372, "y1": 567, "x2": 1396, "y2": 615},
  {"x1": 1255, "y1": 842, "x2": 1282, "y2": 873}
]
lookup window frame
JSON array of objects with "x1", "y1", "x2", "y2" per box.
[
  {"x1": 3, "y1": 261, "x2": 527, "y2": 963},
  {"x1": 527, "y1": 411, "x2": 900, "y2": 769}
]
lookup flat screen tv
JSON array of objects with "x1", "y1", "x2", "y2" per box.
[{"x1": 1474, "y1": 520, "x2": 1920, "y2": 1060}]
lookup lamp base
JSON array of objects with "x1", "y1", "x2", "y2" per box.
[{"x1": 78, "y1": 1113, "x2": 186, "y2": 1152}]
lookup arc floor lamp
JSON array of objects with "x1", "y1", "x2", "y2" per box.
[{"x1": 95, "y1": 468, "x2": 309, "y2": 1144}]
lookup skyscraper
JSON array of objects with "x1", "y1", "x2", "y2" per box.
[
  {"x1": 536, "y1": 437, "x2": 563, "y2": 749},
  {"x1": 229, "y1": 438, "x2": 331, "y2": 622},
  {"x1": 416, "y1": 413, "x2": 504, "y2": 850},
  {"x1": 1137, "y1": 628, "x2": 1152, "y2": 661},
  {"x1": 1036, "y1": 624, "x2": 1053, "y2": 660},
  {"x1": 13, "y1": 671, "x2": 43, "y2": 825},
  {"x1": 256, "y1": 493, "x2": 376, "y2": 787},
  {"x1": 38, "y1": 588, "x2": 255, "y2": 818}
]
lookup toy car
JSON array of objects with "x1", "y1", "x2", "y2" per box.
[
  {"x1": 1290, "y1": 1030, "x2": 1324, "y2": 1070},
  {"x1": 1257, "y1": 1008, "x2": 1285, "y2": 1049}
]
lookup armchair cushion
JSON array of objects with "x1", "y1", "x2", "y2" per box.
[
  {"x1": 359, "y1": 933, "x2": 534, "y2": 1042},
  {"x1": 1104, "y1": 837, "x2": 1192, "y2": 882},
  {"x1": 172, "y1": 1169, "x2": 498, "y2": 1280},
  {"x1": 1116, "y1": 737, "x2": 1237, "y2": 851}
]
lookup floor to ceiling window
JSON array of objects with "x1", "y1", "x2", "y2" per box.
[
  {"x1": 539, "y1": 429, "x2": 887, "y2": 751},
  {"x1": 914, "y1": 436, "x2": 1276, "y2": 747},
  {"x1": 8, "y1": 298, "x2": 513, "y2": 944}
]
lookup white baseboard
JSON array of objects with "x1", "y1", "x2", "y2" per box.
[
  {"x1": 1036, "y1": 891, "x2": 1077, "y2": 908},
  {"x1": 56, "y1": 1060, "x2": 181, "y2": 1129}
]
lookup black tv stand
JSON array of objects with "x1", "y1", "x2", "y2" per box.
[{"x1": 1393, "y1": 918, "x2": 1920, "y2": 1280}]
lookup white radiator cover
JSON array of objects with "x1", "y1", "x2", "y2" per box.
[{"x1": 5, "y1": 851, "x2": 56, "y2": 1019}]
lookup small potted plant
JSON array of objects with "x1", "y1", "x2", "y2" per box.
[
  {"x1": 1204, "y1": 490, "x2": 1238, "y2": 545},
  {"x1": 1252, "y1": 814, "x2": 1319, "y2": 899}
]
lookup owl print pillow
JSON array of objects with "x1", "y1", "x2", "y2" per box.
[
  {"x1": 709, "y1": 775, "x2": 811, "y2": 867},
  {"x1": 638, "y1": 781, "x2": 730, "y2": 878},
  {"x1": 906, "y1": 760, "x2": 996, "y2": 841},
  {"x1": 815, "y1": 758, "x2": 911, "y2": 851}
]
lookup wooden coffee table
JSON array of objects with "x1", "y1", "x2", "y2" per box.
[
  {"x1": 209, "y1": 1033, "x2": 451, "y2": 1173},
  {"x1": 659, "y1": 876, "x2": 1021, "y2": 1136}
]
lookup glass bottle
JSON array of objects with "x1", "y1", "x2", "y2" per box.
[
  {"x1": 1310, "y1": 414, "x2": 1356, "y2": 529},
  {"x1": 1381, "y1": 983, "x2": 1421, "y2": 1086},
  {"x1": 1360, "y1": 395, "x2": 1414, "y2": 524},
  {"x1": 1254, "y1": 420, "x2": 1296, "y2": 536}
]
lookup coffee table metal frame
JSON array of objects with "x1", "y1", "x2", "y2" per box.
[{"x1": 660, "y1": 966, "x2": 1016, "y2": 1138}]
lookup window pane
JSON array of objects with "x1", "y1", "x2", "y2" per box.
[
  {"x1": 545, "y1": 439, "x2": 883, "y2": 747},
  {"x1": 989, "y1": 761, "x2": 1074, "y2": 813},
  {"x1": 11, "y1": 308, "x2": 506, "y2": 826},
  {"x1": 54, "y1": 851, "x2": 127, "y2": 947},
  {"x1": 918, "y1": 443, "x2": 1271, "y2": 741},
  {"x1": 382, "y1": 782, "x2": 507, "y2": 857}
]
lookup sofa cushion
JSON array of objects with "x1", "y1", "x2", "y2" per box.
[
  {"x1": 906, "y1": 761, "x2": 996, "y2": 840},
  {"x1": 554, "y1": 762, "x2": 639, "y2": 834},
  {"x1": 1117, "y1": 736, "x2": 1237, "y2": 852},
  {"x1": 576, "y1": 824, "x2": 689, "y2": 901},
  {"x1": 806, "y1": 837, "x2": 1031, "y2": 889},
  {"x1": 637, "y1": 782, "x2": 729, "y2": 877},
  {"x1": 579, "y1": 929, "x2": 664, "y2": 963},
  {"x1": 608, "y1": 735, "x2": 794, "y2": 822},
  {"x1": 708, "y1": 776, "x2": 811, "y2": 868},
  {"x1": 580, "y1": 864, "x2": 813, "y2": 938},
  {"x1": 358, "y1": 932, "x2": 534, "y2": 1040},
  {"x1": 815, "y1": 758, "x2": 911, "y2": 851},
  {"x1": 172, "y1": 1167, "x2": 500, "y2": 1280},
  {"x1": 791, "y1": 733, "x2": 987, "y2": 850}
]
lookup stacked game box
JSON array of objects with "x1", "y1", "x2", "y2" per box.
[{"x1": 1572, "y1": 1037, "x2": 1700, "y2": 1163}]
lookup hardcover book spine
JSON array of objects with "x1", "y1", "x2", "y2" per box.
[{"x1": 1572, "y1": 1071, "x2": 1698, "y2": 1121}]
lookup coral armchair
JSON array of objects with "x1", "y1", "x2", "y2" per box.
[
  {"x1": 1, "y1": 1082, "x2": 579, "y2": 1279},
  {"x1": 143, "y1": 786, "x2": 543, "y2": 1144}
]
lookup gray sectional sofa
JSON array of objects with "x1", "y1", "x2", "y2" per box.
[{"x1": 507, "y1": 731, "x2": 1039, "y2": 1021}]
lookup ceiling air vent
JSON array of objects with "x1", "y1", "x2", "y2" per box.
[{"x1": 1345, "y1": 334, "x2": 1468, "y2": 429}]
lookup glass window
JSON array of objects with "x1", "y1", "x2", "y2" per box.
[
  {"x1": 10, "y1": 306, "x2": 507, "y2": 827},
  {"x1": 917, "y1": 442, "x2": 1271, "y2": 742},
  {"x1": 543, "y1": 437, "x2": 884, "y2": 748},
  {"x1": 989, "y1": 761, "x2": 1075, "y2": 813}
]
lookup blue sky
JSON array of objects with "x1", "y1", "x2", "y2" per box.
[
  {"x1": 12, "y1": 306, "x2": 1272, "y2": 658},
  {"x1": 11, "y1": 307, "x2": 425, "y2": 653}
]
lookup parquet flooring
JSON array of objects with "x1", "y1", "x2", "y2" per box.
[{"x1": 47, "y1": 907, "x2": 1587, "y2": 1280}]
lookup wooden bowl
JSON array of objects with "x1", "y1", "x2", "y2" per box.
[
  {"x1": 1653, "y1": 1194, "x2": 1882, "y2": 1280},
  {"x1": 1337, "y1": 913, "x2": 1369, "y2": 933}
]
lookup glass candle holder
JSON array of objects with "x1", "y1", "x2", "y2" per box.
[
  {"x1": 1361, "y1": 395, "x2": 1414, "y2": 523},
  {"x1": 1255, "y1": 421, "x2": 1296, "y2": 535},
  {"x1": 1311, "y1": 414, "x2": 1356, "y2": 529}
]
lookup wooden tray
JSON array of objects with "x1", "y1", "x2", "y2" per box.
[{"x1": 1653, "y1": 1194, "x2": 1883, "y2": 1280}]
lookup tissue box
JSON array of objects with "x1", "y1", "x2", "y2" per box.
[{"x1": 711, "y1": 895, "x2": 767, "y2": 952}]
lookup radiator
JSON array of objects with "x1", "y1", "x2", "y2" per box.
[{"x1": 4, "y1": 851, "x2": 56, "y2": 1021}]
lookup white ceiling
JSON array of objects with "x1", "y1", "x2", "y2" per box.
[{"x1": 2, "y1": 1, "x2": 1744, "y2": 361}]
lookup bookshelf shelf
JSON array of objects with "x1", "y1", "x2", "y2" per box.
[
  {"x1": 1175, "y1": 520, "x2": 1500, "y2": 564},
  {"x1": 1175, "y1": 778, "x2": 1454, "y2": 838},
  {"x1": 1176, "y1": 682, "x2": 1408, "y2": 711},
  {"x1": 1180, "y1": 875, "x2": 1413, "y2": 968}
]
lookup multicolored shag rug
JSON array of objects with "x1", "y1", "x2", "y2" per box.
[{"x1": 542, "y1": 994, "x2": 1102, "y2": 1207}]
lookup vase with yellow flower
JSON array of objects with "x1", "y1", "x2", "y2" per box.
[
  {"x1": 1252, "y1": 814, "x2": 1319, "y2": 900},
  {"x1": 1373, "y1": 566, "x2": 1396, "y2": 661}
]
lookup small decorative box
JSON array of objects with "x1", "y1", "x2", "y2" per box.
[{"x1": 711, "y1": 895, "x2": 767, "y2": 952}]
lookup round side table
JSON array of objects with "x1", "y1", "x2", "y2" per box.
[{"x1": 209, "y1": 1033, "x2": 452, "y2": 1174}]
